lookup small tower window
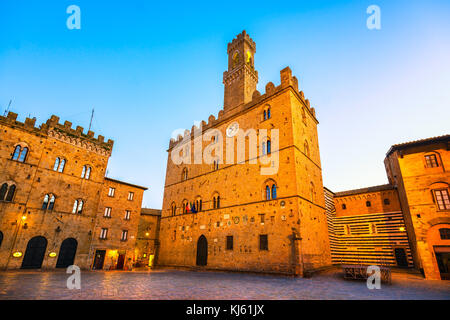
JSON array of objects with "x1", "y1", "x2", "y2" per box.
[
  {"x1": 384, "y1": 198, "x2": 390, "y2": 205},
  {"x1": 366, "y1": 201, "x2": 371, "y2": 207},
  {"x1": 342, "y1": 204, "x2": 346, "y2": 210}
]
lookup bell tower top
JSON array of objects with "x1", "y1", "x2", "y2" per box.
[{"x1": 223, "y1": 30, "x2": 258, "y2": 113}]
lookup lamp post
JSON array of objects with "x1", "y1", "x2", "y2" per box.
[{"x1": 4, "y1": 213, "x2": 28, "y2": 270}]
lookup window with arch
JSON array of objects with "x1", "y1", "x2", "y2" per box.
[
  {"x1": 171, "y1": 202, "x2": 177, "y2": 216},
  {"x1": 263, "y1": 106, "x2": 271, "y2": 120},
  {"x1": 72, "y1": 199, "x2": 84, "y2": 214},
  {"x1": 439, "y1": 228, "x2": 450, "y2": 240},
  {"x1": 181, "y1": 167, "x2": 188, "y2": 181},
  {"x1": 182, "y1": 200, "x2": 189, "y2": 214},
  {"x1": 42, "y1": 194, "x2": 55, "y2": 210},
  {"x1": 262, "y1": 139, "x2": 271, "y2": 155},
  {"x1": 267, "y1": 139, "x2": 271, "y2": 154},
  {"x1": 195, "y1": 198, "x2": 202, "y2": 212},
  {"x1": 212, "y1": 194, "x2": 220, "y2": 209},
  {"x1": 213, "y1": 160, "x2": 219, "y2": 171},
  {"x1": 304, "y1": 140, "x2": 310, "y2": 157},
  {"x1": 425, "y1": 154, "x2": 439, "y2": 168},
  {"x1": 310, "y1": 182, "x2": 316, "y2": 202},
  {"x1": 0, "y1": 183, "x2": 16, "y2": 202},
  {"x1": 81, "y1": 165, "x2": 91, "y2": 179},
  {"x1": 433, "y1": 189, "x2": 450, "y2": 210},
  {"x1": 264, "y1": 181, "x2": 277, "y2": 200},
  {"x1": 12, "y1": 144, "x2": 28, "y2": 162},
  {"x1": 53, "y1": 157, "x2": 66, "y2": 173}
]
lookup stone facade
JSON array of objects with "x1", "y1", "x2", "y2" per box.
[
  {"x1": 384, "y1": 135, "x2": 450, "y2": 280},
  {"x1": 0, "y1": 112, "x2": 146, "y2": 270},
  {"x1": 158, "y1": 31, "x2": 331, "y2": 276},
  {"x1": 134, "y1": 208, "x2": 161, "y2": 268}
]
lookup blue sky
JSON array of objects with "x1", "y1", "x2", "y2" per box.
[{"x1": 1, "y1": 0, "x2": 449, "y2": 209}]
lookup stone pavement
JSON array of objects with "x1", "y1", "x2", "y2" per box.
[{"x1": 0, "y1": 268, "x2": 448, "y2": 300}]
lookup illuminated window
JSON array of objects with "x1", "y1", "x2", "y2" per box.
[
  {"x1": 434, "y1": 189, "x2": 450, "y2": 210},
  {"x1": 100, "y1": 228, "x2": 108, "y2": 239},
  {"x1": 439, "y1": 228, "x2": 450, "y2": 240},
  {"x1": 128, "y1": 192, "x2": 134, "y2": 201},
  {"x1": 425, "y1": 154, "x2": 439, "y2": 168},
  {"x1": 72, "y1": 199, "x2": 84, "y2": 214},
  {"x1": 259, "y1": 235, "x2": 268, "y2": 251},
  {"x1": 124, "y1": 210, "x2": 131, "y2": 220},
  {"x1": 108, "y1": 187, "x2": 115, "y2": 197},
  {"x1": 120, "y1": 230, "x2": 128, "y2": 241},
  {"x1": 104, "y1": 207, "x2": 112, "y2": 218},
  {"x1": 42, "y1": 194, "x2": 55, "y2": 210}
]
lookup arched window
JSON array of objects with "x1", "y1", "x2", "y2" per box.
[
  {"x1": 304, "y1": 141, "x2": 310, "y2": 157},
  {"x1": 265, "y1": 185, "x2": 270, "y2": 200},
  {"x1": 171, "y1": 203, "x2": 177, "y2": 216},
  {"x1": 182, "y1": 200, "x2": 189, "y2": 213},
  {"x1": 18, "y1": 147, "x2": 28, "y2": 162},
  {"x1": 213, "y1": 197, "x2": 216, "y2": 209},
  {"x1": 263, "y1": 110, "x2": 267, "y2": 120},
  {"x1": 81, "y1": 165, "x2": 91, "y2": 179},
  {"x1": 262, "y1": 142, "x2": 266, "y2": 156},
  {"x1": 216, "y1": 196, "x2": 220, "y2": 209},
  {"x1": 48, "y1": 194, "x2": 55, "y2": 210},
  {"x1": 267, "y1": 108, "x2": 271, "y2": 119},
  {"x1": 72, "y1": 200, "x2": 84, "y2": 214},
  {"x1": 0, "y1": 183, "x2": 7, "y2": 201},
  {"x1": 12, "y1": 145, "x2": 21, "y2": 160},
  {"x1": 5, "y1": 185, "x2": 16, "y2": 202},
  {"x1": 85, "y1": 166, "x2": 91, "y2": 179},
  {"x1": 53, "y1": 158, "x2": 60, "y2": 171},
  {"x1": 182, "y1": 168, "x2": 188, "y2": 181},
  {"x1": 212, "y1": 194, "x2": 220, "y2": 209},
  {"x1": 42, "y1": 194, "x2": 49, "y2": 209},
  {"x1": 53, "y1": 158, "x2": 66, "y2": 172},
  {"x1": 271, "y1": 184, "x2": 277, "y2": 199},
  {"x1": 12, "y1": 145, "x2": 28, "y2": 162},
  {"x1": 267, "y1": 140, "x2": 271, "y2": 154},
  {"x1": 213, "y1": 161, "x2": 219, "y2": 171}
]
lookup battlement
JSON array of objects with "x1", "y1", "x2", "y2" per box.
[
  {"x1": 227, "y1": 30, "x2": 256, "y2": 54},
  {"x1": 168, "y1": 66, "x2": 316, "y2": 150},
  {"x1": 0, "y1": 112, "x2": 114, "y2": 155}
]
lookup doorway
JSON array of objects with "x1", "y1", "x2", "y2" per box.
[
  {"x1": 93, "y1": 250, "x2": 106, "y2": 270},
  {"x1": 116, "y1": 254, "x2": 125, "y2": 270},
  {"x1": 394, "y1": 248, "x2": 408, "y2": 267},
  {"x1": 56, "y1": 238, "x2": 78, "y2": 268},
  {"x1": 21, "y1": 236, "x2": 48, "y2": 269},
  {"x1": 196, "y1": 235, "x2": 208, "y2": 266},
  {"x1": 434, "y1": 247, "x2": 450, "y2": 280}
]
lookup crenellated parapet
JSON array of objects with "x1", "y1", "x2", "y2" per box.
[
  {"x1": 0, "y1": 112, "x2": 114, "y2": 156},
  {"x1": 227, "y1": 30, "x2": 256, "y2": 54},
  {"x1": 168, "y1": 66, "x2": 318, "y2": 150}
]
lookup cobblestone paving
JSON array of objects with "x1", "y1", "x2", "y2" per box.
[{"x1": 0, "y1": 269, "x2": 448, "y2": 300}]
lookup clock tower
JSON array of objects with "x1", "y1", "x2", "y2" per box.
[{"x1": 223, "y1": 30, "x2": 258, "y2": 114}]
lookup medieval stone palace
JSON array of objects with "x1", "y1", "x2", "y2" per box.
[{"x1": 158, "y1": 31, "x2": 332, "y2": 276}]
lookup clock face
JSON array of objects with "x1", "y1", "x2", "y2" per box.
[{"x1": 226, "y1": 122, "x2": 239, "y2": 137}]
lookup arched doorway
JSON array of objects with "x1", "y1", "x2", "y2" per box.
[
  {"x1": 196, "y1": 235, "x2": 208, "y2": 266},
  {"x1": 56, "y1": 238, "x2": 78, "y2": 268},
  {"x1": 21, "y1": 236, "x2": 48, "y2": 269},
  {"x1": 0, "y1": 231, "x2": 3, "y2": 248}
]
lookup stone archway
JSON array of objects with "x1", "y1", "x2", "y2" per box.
[
  {"x1": 56, "y1": 238, "x2": 78, "y2": 268},
  {"x1": 21, "y1": 236, "x2": 48, "y2": 269}
]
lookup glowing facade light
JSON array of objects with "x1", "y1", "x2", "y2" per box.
[
  {"x1": 21, "y1": 215, "x2": 27, "y2": 221},
  {"x1": 399, "y1": 227, "x2": 406, "y2": 231},
  {"x1": 49, "y1": 252, "x2": 57, "y2": 257},
  {"x1": 13, "y1": 252, "x2": 23, "y2": 258}
]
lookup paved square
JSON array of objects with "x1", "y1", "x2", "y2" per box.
[{"x1": 0, "y1": 269, "x2": 448, "y2": 300}]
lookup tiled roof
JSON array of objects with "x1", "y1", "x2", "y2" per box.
[
  {"x1": 334, "y1": 184, "x2": 395, "y2": 197},
  {"x1": 386, "y1": 134, "x2": 450, "y2": 156}
]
